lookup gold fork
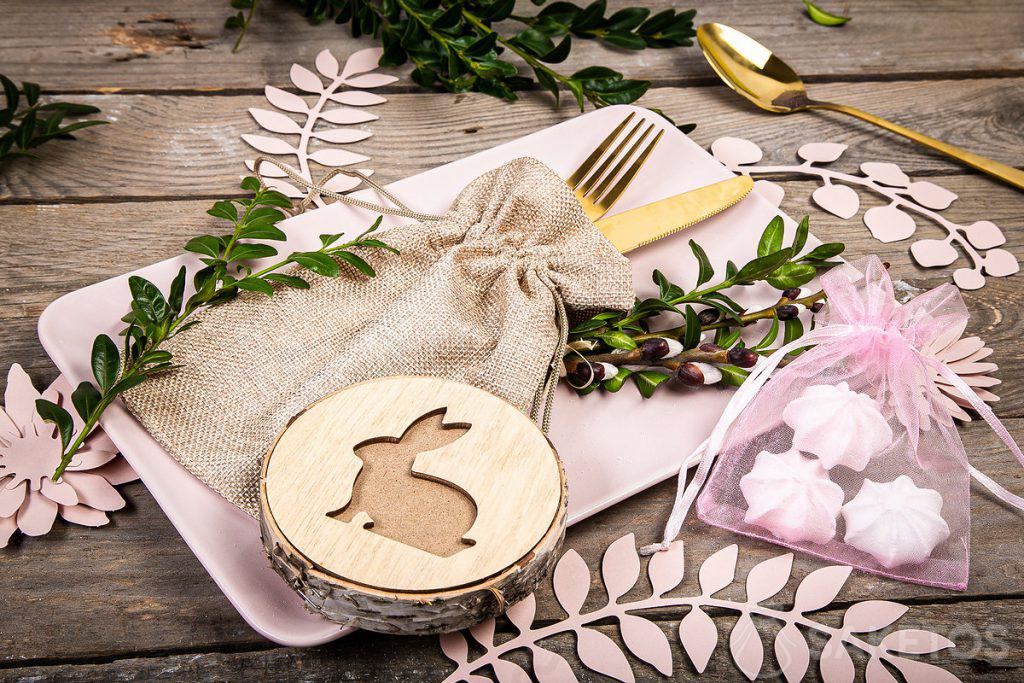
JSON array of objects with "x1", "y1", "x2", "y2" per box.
[{"x1": 566, "y1": 112, "x2": 664, "y2": 221}]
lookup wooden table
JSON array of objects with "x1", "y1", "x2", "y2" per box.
[{"x1": 1, "y1": 1, "x2": 1022, "y2": 680}]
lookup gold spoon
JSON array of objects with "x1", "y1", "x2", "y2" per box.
[{"x1": 697, "y1": 22, "x2": 1024, "y2": 192}]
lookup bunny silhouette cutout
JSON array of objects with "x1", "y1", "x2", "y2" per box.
[{"x1": 327, "y1": 408, "x2": 477, "y2": 557}]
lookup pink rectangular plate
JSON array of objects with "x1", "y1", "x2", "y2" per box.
[{"x1": 38, "y1": 104, "x2": 816, "y2": 646}]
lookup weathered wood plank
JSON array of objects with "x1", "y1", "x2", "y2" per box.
[
  {"x1": 2, "y1": 0, "x2": 1023, "y2": 92},
  {"x1": 2, "y1": 78, "x2": 1022, "y2": 202},
  {"x1": 1, "y1": 413, "x2": 1022, "y2": 663}
]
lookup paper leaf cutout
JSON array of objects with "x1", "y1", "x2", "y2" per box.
[
  {"x1": 679, "y1": 607, "x2": 717, "y2": 672},
  {"x1": 793, "y1": 565, "x2": 852, "y2": 613},
  {"x1": 440, "y1": 537, "x2": 962, "y2": 683},
  {"x1": 620, "y1": 614, "x2": 672, "y2": 675},
  {"x1": 315, "y1": 49, "x2": 340, "y2": 79},
  {"x1": 812, "y1": 183, "x2": 860, "y2": 219},
  {"x1": 710, "y1": 136, "x2": 1014, "y2": 290},
  {"x1": 774, "y1": 622, "x2": 810, "y2": 683},
  {"x1": 820, "y1": 634, "x2": 856, "y2": 683},
  {"x1": 553, "y1": 548, "x2": 590, "y2": 615},
  {"x1": 729, "y1": 613, "x2": 763, "y2": 680},
  {"x1": 532, "y1": 646, "x2": 578, "y2": 682},
  {"x1": 577, "y1": 627, "x2": 635, "y2": 682},
  {"x1": 799, "y1": 142, "x2": 847, "y2": 163},
  {"x1": 242, "y1": 49, "x2": 393, "y2": 208},
  {"x1": 506, "y1": 594, "x2": 535, "y2": 634},
  {"x1": 647, "y1": 539, "x2": 685, "y2": 596},
  {"x1": 864, "y1": 204, "x2": 916, "y2": 242},
  {"x1": 491, "y1": 660, "x2": 530, "y2": 683},
  {"x1": 908, "y1": 181, "x2": 957, "y2": 209},
  {"x1": 861, "y1": 162, "x2": 910, "y2": 187},
  {"x1": 842, "y1": 600, "x2": 908, "y2": 633},
  {"x1": 710, "y1": 137, "x2": 763, "y2": 167},
  {"x1": 880, "y1": 629, "x2": 955, "y2": 654},
  {"x1": 983, "y1": 248, "x2": 1020, "y2": 277},
  {"x1": 698, "y1": 544, "x2": 738, "y2": 596},
  {"x1": 603, "y1": 533, "x2": 640, "y2": 602},
  {"x1": 963, "y1": 220, "x2": 1005, "y2": 249},
  {"x1": 291, "y1": 64, "x2": 324, "y2": 93},
  {"x1": 745, "y1": 552, "x2": 793, "y2": 604}
]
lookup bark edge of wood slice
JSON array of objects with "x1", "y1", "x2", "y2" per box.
[{"x1": 260, "y1": 375, "x2": 567, "y2": 635}]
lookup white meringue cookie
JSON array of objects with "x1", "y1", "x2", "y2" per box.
[
  {"x1": 740, "y1": 449, "x2": 844, "y2": 544},
  {"x1": 842, "y1": 476, "x2": 950, "y2": 568},
  {"x1": 783, "y1": 382, "x2": 893, "y2": 471}
]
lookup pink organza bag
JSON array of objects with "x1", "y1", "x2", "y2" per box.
[{"x1": 643, "y1": 256, "x2": 1024, "y2": 590}]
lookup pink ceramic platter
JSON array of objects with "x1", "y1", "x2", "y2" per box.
[{"x1": 38, "y1": 104, "x2": 821, "y2": 646}]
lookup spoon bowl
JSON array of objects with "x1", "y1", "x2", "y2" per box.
[{"x1": 695, "y1": 22, "x2": 1024, "y2": 191}]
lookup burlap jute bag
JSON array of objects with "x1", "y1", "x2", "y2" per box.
[{"x1": 123, "y1": 157, "x2": 634, "y2": 516}]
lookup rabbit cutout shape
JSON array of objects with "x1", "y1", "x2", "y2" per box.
[{"x1": 327, "y1": 409, "x2": 477, "y2": 557}]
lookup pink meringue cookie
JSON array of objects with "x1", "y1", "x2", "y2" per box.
[
  {"x1": 740, "y1": 449, "x2": 844, "y2": 544},
  {"x1": 842, "y1": 475, "x2": 950, "y2": 568},
  {"x1": 782, "y1": 381, "x2": 893, "y2": 471}
]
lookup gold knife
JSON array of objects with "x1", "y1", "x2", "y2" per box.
[{"x1": 595, "y1": 175, "x2": 754, "y2": 253}]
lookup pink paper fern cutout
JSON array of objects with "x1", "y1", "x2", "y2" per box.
[
  {"x1": 0, "y1": 364, "x2": 137, "y2": 547},
  {"x1": 710, "y1": 137, "x2": 1019, "y2": 291},
  {"x1": 242, "y1": 47, "x2": 397, "y2": 207},
  {"x1": 440, "y1": 535, "x2": 962, "y2": 682}
]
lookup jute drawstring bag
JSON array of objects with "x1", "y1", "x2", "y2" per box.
[{"x1": 123, "y1": 157, "x2": 634, "y2": 516}]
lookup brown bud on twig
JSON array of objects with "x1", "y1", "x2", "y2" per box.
[
  {"x1": 811, "y1": 301, "x2": 825, "y2": 313},
  {"x1": 777, "y1": 304, "x2": 799, "y2": 321},
  {"x1": 781, "y1": 287, "x2": 801, "y2": 300},
  {"x1": 727, "y1": 347, "x2": 759, "y2": 368},
  {"x1": 640, "y1": 338, "x2": 669, "y2": 362},
  {"x1": 674, "y1": 362, "x2": 704, "y2": 386},
  {"x1": 699, "y1": 342, "x2": 722, "y2": 353},
  {"x1": 697, "y1": 308, "x2": 720, "y2": 325}
]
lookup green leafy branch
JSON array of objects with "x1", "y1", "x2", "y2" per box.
[
  {"x1": 564, "y1": 216, "x2": 844, "y2": 399},
  {"x1": 36, "y1": 177, "x2": 395, "y2": 480},
  {"x1": 226, "y1": 0, "x2": 695, "y2": 112},
  {"x1": 0, "y1": 74, "x2": 107, "y2": 164}
]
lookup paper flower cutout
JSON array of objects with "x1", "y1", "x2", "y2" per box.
[
  {"x1": 782, "y1": 382, "x2": 893, "y2": 471},
  {"x1": 740, "y1": 449, "x2": 844, "y2": 544},
  {"x1": 243, "y1": 47, "x2": 397, "y2": 208},
  {"x1": 711, "y1": 136, "x2": 1020, "y2": 290},
  {"x1": 842, "y1": 476, "x2": 950, "y2": 569},
  {"x1": 441, "y1": 536, "x2": 962, "y2": 682},
  {"x1": 0, "y1": 364, "x2": 137, "y2": 547},
  {"x1": 920, "y1": 328, "x2": 1000, "y2": 422}
]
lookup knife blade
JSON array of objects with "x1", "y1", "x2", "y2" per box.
[{"x1": 594, "y1": 175, "x2": 754, "y2": 253}]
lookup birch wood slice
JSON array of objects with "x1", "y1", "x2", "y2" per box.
[{"x1": 260, "y1": 375, "x2": 567, "y2": 634}]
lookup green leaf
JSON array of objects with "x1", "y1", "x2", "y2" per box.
[
  {"x1": 719, "y1": 365, "x2": 749, "y2": 387},
  {"x1": 802, "y1": 242, "x2": 845, "y2": 261},
  {"x1": 240, "y1": 176, "x2": 261, "y2": 192},
  {"x1": 734, "y1": 249, "x2": 793, "y2": 284},
  {"x1": 792, "y1": 216, "x2": 810, "y2": 254},
  {"x1": 803, "y1": 0, "x2": 852, "y2": 26},
  {"x1": 602, "y1": 367, "x2": 632, "y2": 392},
  {"x1": 184, "y1": 235, "x2": 222, "y2": 259},
  {"x1": 22, "y1": 81, "x2": 41, "y2": 106},
  {"x1": 237, "y1": 223, "x2": 287, "y2": 241},
  {"x1": 291, "y1": 252, "x2": 340, "y2": 277},
  {"x1": 633, "y1": 370, "x2": 670, "y2": 398},
  {"x1": 71, "y1": 381, "x2": 103, "y2": 423},
  {"x1": 207, "y1": 200, "x2": 238, "y2": 222},
  {"x1": 598, "y1": 330, "x2": 637, "y2": 350},
  {"x1": 143, "y1": 350, "x2": 173, "y2": 364},
  {"x1": 256, "y1": 191, "x2": 294, "y2": 208},
  {"x1": 337, "y1": 251, "x2": 376, "y2": 277},
  {"x1": 767, "y1": 262, "x2": 817, "y2": 289},
  {"x1": 758, "y1": 216, "x2": 785, "y2": 257},
  {"x1": 236, "y1": 278, "x2": 275, "y2": 296},
  {"x1": 35, "y1": 398, "x2": 75, "y2": 450},
  {"x1": 357, "y1": 238, "x2": 400, "y2": 254},
  {"x1": 683, "y1": 306, "x2": 701, "y2": 349},
  {"x1": 91, "y1": 334, "x2": 121, "y2": 392},
  {"x1": 128, "y1": 275, "x2": 170, "y2": 323},
  {"x1": 228, "y1": 243, "x2": 278, "y2": 262},
  {"x1": 168, "y1": 266, "x2": 187, "y2": 314},
  {"x1": 689, "y1": 240, "x2": 714, "y2": 287},
  {"x1": 569, "y1": 317, "x2": 608, "y2": 335},
  {"x1": 784, "y1": 317, "x2": 805, "y2": 345},
  {"x1": 754, "y1": 315, "x2": 780, "y2": 350},
  {"x1": 1, "y1": 74, "x2": 18, "y2": 113},
  {"x1": 111, "y1": 373, "x2": 148, "y2": 394},
  {"x1": 245, "y1": 207, "x2": 286, "y2": 225},
  {"x1": 264, "y1": 273, "x2": 310, "y2": 289}
]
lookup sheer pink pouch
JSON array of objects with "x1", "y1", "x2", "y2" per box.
[{"x1": 643, "y1": 256, "x2": 1024, "y2": 590}]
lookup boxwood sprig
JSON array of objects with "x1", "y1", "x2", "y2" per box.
[{"x1": 37, "y1": 177, "x2": 395, "y2": 479}]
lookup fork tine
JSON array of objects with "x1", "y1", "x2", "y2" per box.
[
  {"x1": 593, "y1": 128, "x2": 664, "y2": 214},
  {"x1": 585, "y1": 123, "x2": 654, "y2": 201},
  {"x1": 576, "y1": 119, "x2": 645, "y2": 197},
  {"x1": 565, "y1": 112, "x2": 635, "y2": 188}
]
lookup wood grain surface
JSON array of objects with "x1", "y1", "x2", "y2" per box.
[{"x1": 1, "y1": 0, "x2": 1023, "y2": 679}]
